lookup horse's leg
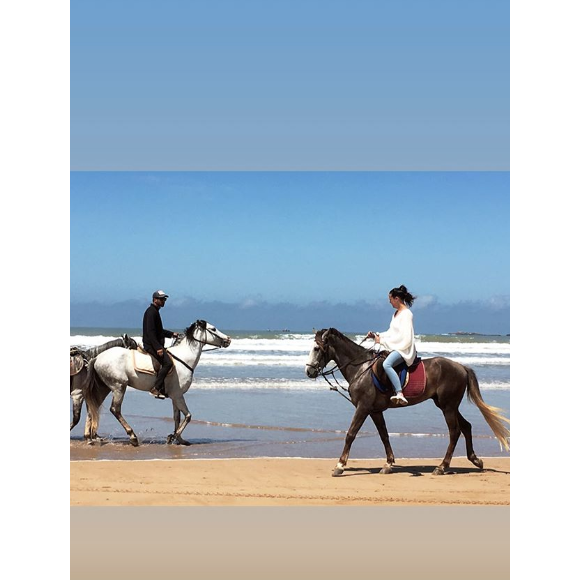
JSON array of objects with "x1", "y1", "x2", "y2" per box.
[
  {"x1": 70, "y1": 392, "x2": 83, "y2": 431},
  {"x1": 109, "y1": 387, "x2": 139, "y2": 446},
  {"x1": 169, "y1": 395, "x2": 192, "y2": 445},
  {"x1": 370, "y1": 411, "x2": 396, "y2": 474},
  {"x1": 458, "y1": 411, "x2": 484, "y2": 470},
  {"x1": 434, "y1": 405, "x2": 462, "y2": 475},
  {"x1": 166, "y1": 401, "x2": 182, "y2": 444},
  {"x1": 333, "y1": 406, "x2": 369, "y2": 477}
]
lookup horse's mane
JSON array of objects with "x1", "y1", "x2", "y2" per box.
[
  {"x1": 174, "y1": 320, "x2": 207, "y2": 345},
  {"x1": 315, "y1": 328, "x2": 367, "y2": 353}
]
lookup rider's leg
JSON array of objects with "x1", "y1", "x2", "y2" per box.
[{"x1": 383, "y1": 351, "x2": 408, "y2": 405}]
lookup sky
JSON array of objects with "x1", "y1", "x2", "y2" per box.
[
  {"x1": 70, "y1": 171, "x2": 509, "y2": 333},
  {"x1": 71, "y1": 0, "x2": 509, "y2": 170},
  {"x1": 69, "y1": 1, "x2": 510, "y2": 333}
]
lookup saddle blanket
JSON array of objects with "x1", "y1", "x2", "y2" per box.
[
  {"x1": 132, "y1": 347, "x2": 175, "y2": 376},
  {"x1": 371, "y1": 356, "x2": 426, "y2": 399},
  {"x1": 400, "y1": 360, "x2": 426, "y2": 398}
]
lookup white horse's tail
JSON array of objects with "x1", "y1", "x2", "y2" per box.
[
  {"x1": 466, "y1": 366, "x2": 510, "y2": 450},
  {"x1": 84, "y1": 358, "x2": 108, "y2": 439}
]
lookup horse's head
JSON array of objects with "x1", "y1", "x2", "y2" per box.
[
  {"x1": 305, "y1": 328, "x2": 333, "y2": 378},
  {"x1": 186, "y1": 320, "x2": 231, "y2": 348}
]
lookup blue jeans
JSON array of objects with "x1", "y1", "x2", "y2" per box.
[{"x1": 382, "y1": 351, "x2": 405, "y2": 393}]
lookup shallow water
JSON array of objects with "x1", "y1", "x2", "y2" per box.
[{"x1": 70, "y1": 387, "x2": 510, "y2": 461}]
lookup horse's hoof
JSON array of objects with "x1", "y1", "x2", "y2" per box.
[
  {"x1": 177, "y1": 438, "x2": 191, "y2": 446},
  {"x1": 167, "y1": 434, "x2": 175, "y2": 444},
  {"x1": 130, "y1": 438, "x2": 139, "y2": 447},
  {"x1": 332, "y1": 468, "x2": 344, "y2": 477},
  {"x1": 380, "y1": 464, "x2": 393, "y2": 474},
  {"x1": 471, "y1": 457, "x2": 484, "y2": 470},
  {"x1": 432, "y1": 466, "x2": 446, "y2": 476}
]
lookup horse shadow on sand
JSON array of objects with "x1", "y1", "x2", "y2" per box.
[{"x1": 337, "y1": 464, "x2": 510, "y2": 477}]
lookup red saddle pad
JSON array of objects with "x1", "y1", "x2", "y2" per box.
[{"x1": 402, "y1": 361, "x2": 426, "y2": 398}]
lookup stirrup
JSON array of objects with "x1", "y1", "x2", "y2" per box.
[{"x1": 390, "y1": 392, "x2": 408, "y2": 406}]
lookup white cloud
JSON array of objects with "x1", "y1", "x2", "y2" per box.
[
  {"x1": 486, "y1": 295, "x2": 510, "y2": 310},
  {"x1": 413, "y1": 294, "x2": 438, "y2": 309}
]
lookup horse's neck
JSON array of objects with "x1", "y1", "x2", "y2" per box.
[
  {"x1": 170, "y1": 338, "x2": 203, "y2": 365},
  {"x1": 331, "y1": 336, "x2": 368, "y2": 382},
  {"x1": 85, "y1": 338, "x2": 124, "y2": 359}
]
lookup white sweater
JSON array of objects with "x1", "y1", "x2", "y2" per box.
[{"x1": 377, "y1": 308, "x2": 417, "y2": 366}]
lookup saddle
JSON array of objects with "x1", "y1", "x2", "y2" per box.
[
  {"x1": 70, "y1": 347, "x2": 85, "y2": 376},
  {"x1": 371, "y1": 352, "x2": 426, "y2": 398},
  {"x1": 70, "y1": 354, "x2": 85, "y2": 376},
  {"x1": 132, "y1": 346, "x2": 175, "y2": 376}
]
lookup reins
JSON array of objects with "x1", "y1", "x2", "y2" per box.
[
  {"x1": 168, "y1": 352, "x2": 195, "y2": 373},
  {"x1": 315, "y1": 338, "x2": 382, "y2": 404}
]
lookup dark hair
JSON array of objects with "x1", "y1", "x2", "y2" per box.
[{"x1": 389, "y1": 285, "x2": 416, "y2": 307}]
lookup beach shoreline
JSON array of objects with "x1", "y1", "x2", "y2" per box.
[{"x1": 70, "y1": 456, "x2": 509, "y2": 506}]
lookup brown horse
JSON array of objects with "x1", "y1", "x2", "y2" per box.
[{"x1": 305, "y1": 328, "x2": 509, "y2": 476}]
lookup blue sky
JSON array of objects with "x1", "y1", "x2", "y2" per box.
[
  {"x1": 69, "y1": 1, "x2": 510, "y2": 332},
  {"x1": 71, "y1": 0, "x2": 509, "y2": 170},
  {"x1": 70, "y1": 171, "x2": 509, "y2": 332}
]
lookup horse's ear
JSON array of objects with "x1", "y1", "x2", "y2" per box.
[{"x1": 321, "y1": 329, "x2": 330, "y2": 343}]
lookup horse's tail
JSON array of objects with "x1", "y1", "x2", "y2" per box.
[
  {"x1": 84, "y1": 358, "x2": 106, "y2": 439},
  {"x1": 466, "y1": 366, "x2": 510, "y2": 451}
]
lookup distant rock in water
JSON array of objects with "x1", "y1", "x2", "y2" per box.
[
  {"x1": 451, "y1": 331, "x2": 483, "y2": 336},
  {"x1": 450, "y1": 331, "x2": 505, "y2": 337}
]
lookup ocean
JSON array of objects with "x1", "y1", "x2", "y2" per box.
[{"x1": 70, "y1": 328, "x2": 510, "y2": 462}]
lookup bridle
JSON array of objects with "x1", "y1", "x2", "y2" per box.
[
  {"x1": 307, "y1": 334, "x2": 381, "y2": 403},
  {"x1": 190, "y1": 322, "x2": 231, "y2": 351},
  {"x1": 169, "y1": 320, "x2": 230, "y2": 373}
]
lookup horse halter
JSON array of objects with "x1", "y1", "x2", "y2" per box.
[
  {"x1": 306, "y1": 336, "x2": 329, "y2": 377},
  {"x1": 307, "y1": 333, "x2": 380, "y2": 403},
  {"x1": 189, "y1": 320, "x2": 230, "y2": 350},
  {"x1": 168, "y1": 321, "x2": 230, "y2": 374}
]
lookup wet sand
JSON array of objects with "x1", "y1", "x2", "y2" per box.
[{"x1": 70, "y1": 456, "x2": 509, "y2": 506}]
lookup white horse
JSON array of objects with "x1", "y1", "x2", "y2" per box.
[{"x1": 84, "y1": 320, "x2": 231, "y2": 446}]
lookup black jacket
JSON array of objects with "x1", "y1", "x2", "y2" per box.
[{"x1": 142, "y1": 304, "x2": 173, "y2": 352}]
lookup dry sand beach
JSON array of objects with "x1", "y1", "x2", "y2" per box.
[{"x1": 70, "y1": 456, "x2": 509, "y2": 506}]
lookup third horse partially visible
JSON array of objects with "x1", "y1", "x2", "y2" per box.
[{"x1": 70, "y1": 334, "x2": 137, "y2": 437}]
